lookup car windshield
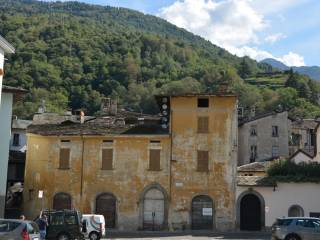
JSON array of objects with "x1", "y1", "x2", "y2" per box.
[
  {"x1": 0, "y1": 220, "x2": 21, "y2": 232},
  {"x1": 275, "y1": 219, "x2": 293, "y2": 226}
]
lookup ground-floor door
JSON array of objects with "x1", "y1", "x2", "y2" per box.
[
  {"x1": 191, "y1": 195, "x2": 213, "y2": 230},
  {"x1": 96, "y1": 193, "x2": 116, "y2": 228},
  {"x1": 143, "y1": 188, "x2": 165, "y2": 230},
  {"x1": 240, "y1": 194, "x2": 261, "y2": 230}
]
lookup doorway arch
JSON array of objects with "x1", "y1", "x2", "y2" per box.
[
  {"x1": 53, "y1": 192, "x2": 71, "y2": 210},
  {"x1": 191, "y1": 195, "x2": 213, "y2": 230},
  {"x1": 96, "y1": 193, "x2": 117, "y2": 228},
  {"x1": 237, "y1": 190, "x2": 265, "y2": 231},
  {"x1": 288, "y1": 205, "x2": 304, "y2": 217},
  {"x1": 140, "y1": 183, "x2": 168, "y2": 230}
]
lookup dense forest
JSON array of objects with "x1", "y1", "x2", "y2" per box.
[{"x1": 1, "y1": 0, "x2": 320, "y2": 118}]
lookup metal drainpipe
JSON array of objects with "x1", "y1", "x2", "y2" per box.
[{"x1": 80, "y1": 134, "x2": 85, "y2": 198}]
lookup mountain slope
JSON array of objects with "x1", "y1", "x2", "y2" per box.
[
  {"x1": 261, "y1": 58, "x2": 289, "y2": 71},
  {"x1": 261, "y1": 58, "x2": 320, "y2": 81},
  {"x1": 1, "y1": 0, "x2": 320, "y2": 119}
]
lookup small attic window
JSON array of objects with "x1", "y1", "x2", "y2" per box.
[
  {"x1": 61, "y1": 140, "x2": 70, "y2": 143},
  {"x1": 103, "y1": 140, "x2": 113, "y2": 143},
  {"x1": 198, "y1": 98, "x2": 209, "y2": 108}
]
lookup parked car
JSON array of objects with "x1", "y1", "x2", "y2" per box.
[
  {"x1": 39, "y1": 209, "x2": 84, "y2": 240},
  {"x1": 0, "y1": 219, "x2": 40, "y2": 240},
  {"x1": 271, "y1": 217, "x2": 320, "y2": 240},
  {"x1": 81, "y1": 214, "x2": 105, "y2": 240}
]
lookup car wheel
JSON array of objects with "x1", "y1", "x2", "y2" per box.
[
  {"x1": 89, "y1": 232, "x2": 100, "y2": 240},
  {"x1": 58, "y1": 233, "x2": 70, "y2": 240},
  {"x1": 285, "y1": 234, "x2": 301, "y2": 240}
]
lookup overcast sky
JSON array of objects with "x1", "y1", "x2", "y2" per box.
[{"x1": 40, "y1": 0, "x2": 320, "y2": 67}]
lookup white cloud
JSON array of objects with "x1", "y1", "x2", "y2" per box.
[
  {"x1": 159, "y1": 0, "x2": 266, "y2": 48},
  {"x1": 265, "y1": 33, "x2": 286, "y2": 44},
  {"x1": 280, "y1": 52, "x2": 305, "y2": 67},
  {"x1": 159, "y1": 0, "x2": 306, "y2": 66}
]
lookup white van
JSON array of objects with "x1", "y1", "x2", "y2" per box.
[{"x1": 82, "y1": 214, "x2": 105, "y2": 240}]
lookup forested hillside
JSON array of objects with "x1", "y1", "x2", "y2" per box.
[{"x1": 1, "y1": 0, "x2": 320, "y2": 118}]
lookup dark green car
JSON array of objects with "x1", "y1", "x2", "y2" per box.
[{"x1": 40, "y1": 209, "x2": 84, "y2": 240}]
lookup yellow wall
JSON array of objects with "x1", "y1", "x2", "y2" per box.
[
  {"x1": 170, "y1": 96, "x2": 237, "y2": 230},
  {"x1": 24, "y1": 95, "x2": 238, "y2": 231},
  {"x1": 24, "y1": 134, "x2": 171, "y2": 230}
]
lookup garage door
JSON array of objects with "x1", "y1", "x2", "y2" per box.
[{"x1": 143, "y1": 188, "x2": 164, "y2": 230}]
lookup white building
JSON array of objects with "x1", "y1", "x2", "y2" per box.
[
  {"x1": 236, "y1": 161, "x2": 320, "y2": 230},
  {"x1": 0, "y1": 35, "x2": 15, "y2": 217},
  {"x1": 10, "y1": 118, "x2": 32, "y2": 153}
]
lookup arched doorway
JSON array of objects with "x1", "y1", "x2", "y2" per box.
[
  {"x1": 191, "y1": 195, "x2": 213, "y2": 230},
  {"x1": 288, "y1": 205, "x2": 304, "y2": 217},
  {"x1": 53, "y1": 192, "x2": 71, "y2": 210},
  {"x1": 240, "y1": 194, "x2": 262, "y2": 230},
  {"x1": 96, "y1": 193, "x2": 116, "y2": 228},
  {"x1": 143, "y1": 188, "x2": 165, "y2": 230}
]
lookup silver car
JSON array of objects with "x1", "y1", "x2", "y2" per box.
[
  {"x1": 272, "y1": 217, "x2": 320, "y2": 240},
  {"x1": 0, "y1": 219, "x2": 40, "y2": 240}
]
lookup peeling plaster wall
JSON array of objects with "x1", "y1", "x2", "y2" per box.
[
  {"x1": 23, "y1": 95, "x2": 237, "y2": 231},
  {"x1": 24, "y1": 134, "x2": 171, "y2": 230},
  {"x1": 169, "y1": 96, "x2": 237, "y2": 231}
]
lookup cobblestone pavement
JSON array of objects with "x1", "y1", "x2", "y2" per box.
[{"x1": 102, "y1": 231, "x2": 271, "y2": 240}]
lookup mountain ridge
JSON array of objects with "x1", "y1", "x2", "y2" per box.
[{"x1": 261, "y1": 58, "x2": 320, "y2": 81}]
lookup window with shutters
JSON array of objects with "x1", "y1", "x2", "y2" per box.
[
  {"x1": 198, "y1": 116, "x2": 209, "y2": 133},
  {"x1": 197, "y1": 150, "x2": 209, "y2": 172},
  {"x1": 102, "y1": 148, "x2": 113, "y2": 170},
  {"x1": 59, "y1": 148, "x2": 70, "y2": 169},
  {"x1": 149, "y1": 149, "x2": 161, "y2": 171}
]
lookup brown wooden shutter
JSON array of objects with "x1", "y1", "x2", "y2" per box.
[
  {"x1": 149, "y1": 149, "x2": 161, "y2": 171},
  {"x1": 198, "y1": 117, "x2": 209, "y2": 133},
  {"x1": 197, "y1": 150, "x2": 209, "y2": 171},
  {"x1": 102, "y1": 149, "x2": 113, "y2": 170},
  {"x1": 59, "y1": 148, "x2": 70, "y2": 169}
]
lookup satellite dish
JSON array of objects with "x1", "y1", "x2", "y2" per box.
[
  {"x1": 162, "y1": 124, "x2": 168, "y2": 129},
  {"x1": 162, "y1": 110, "x2": 168, "y2": 116},
  {"x1": 162, "y1": 97, "x2": 168, "y2": 103},
  {"x1": 162, "y1": 104, "x2": 168, "y2": 110}
]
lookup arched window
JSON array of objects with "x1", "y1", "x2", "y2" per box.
[
  {"x1": 192, "y1": 195, "x2": 213, "y2": 230},
  {"x1": 288, "y1": 205, "x2": 304, "y2": 217},
  {"x1": 53, "y1": 193, "x2": 71, "y2": 210},
  {"x1": 96, "y1": 193, "x2": 116, "y2": 228}
]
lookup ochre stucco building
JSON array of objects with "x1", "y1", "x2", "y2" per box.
[{"x1": 24, "y1": 94, "x2": 238, "y2": 231}]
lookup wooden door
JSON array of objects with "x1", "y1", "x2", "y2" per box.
[{"x1": 96, "y1": 193, "x2": 116, "y2": 228}]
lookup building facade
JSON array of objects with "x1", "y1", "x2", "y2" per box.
[
  {"x1": 236, "y1": 161, "x2": 320, "y2": 230},
  {"x1": 238, "y1": 112, "x2": 290, "y2": 166},
  {"x1": 0, "y1": 35, "x2": 15, "y2": 217},
  {"x1": 289, "y1": 119, "x2": 317, "y2": 156},
  {"x1": 23, "y1": 94, "x2": 238, "y2": 231}
]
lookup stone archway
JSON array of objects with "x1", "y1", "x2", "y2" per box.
[
  {"x1": 237, "y1": 190, "x2": 265, "y2": 231},
  {"x1": 53, "y1": 192, "x2": 71, "y2": 210},
  {"x1": 288, "y1": 205, "x2": 304, "y2": 217},
  {"x1": 96, "y1": 193, "x2": 117, "y2": 228},
  {"x1": 191, "y1": 195, "x2": 213, "y2": 230},
  {"x1": 139, "y1": 183, "x2": 168, "y2": 230}
]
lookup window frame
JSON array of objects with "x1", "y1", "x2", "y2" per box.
[
  {"x1": 197, "y1": 150, "x2": 209, "y2": 172},
  {"x1": 12, "y1": 133, "x2": 20, "y2": 146},
  {"x1": 59, "y1": 148, "x2": 70, "y2": 170},
  {"x1": 148, "y1": 149, "x2": 161, "y2": 171},
  {"x1": 197, "y1": 98, "x2": 209, "y2": 108},
  {"x1": 197, "y1": 116, "x2": 209, "y2": 133},
  {"x1": 272, "y1": 125, "x2": 279, "y2": 137}
]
